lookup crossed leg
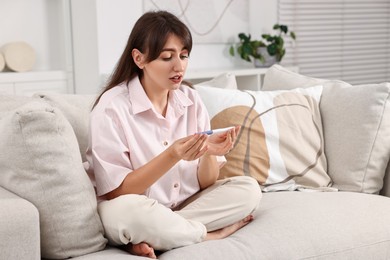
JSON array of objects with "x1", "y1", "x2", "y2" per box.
[
  {"x1": 100, "y1": 176, "x2": 261, "y2": 259},
  {"x1": 126, "y1": 214, "x2": 254, "y2": 259}
]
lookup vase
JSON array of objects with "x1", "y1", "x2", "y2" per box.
[{"x1": 254, "y1": 47, "x2": 278, "y2": 68}]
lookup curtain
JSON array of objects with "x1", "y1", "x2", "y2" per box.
[{"x1": 278, "y1": 0, "x2": 390, "y2": 85}]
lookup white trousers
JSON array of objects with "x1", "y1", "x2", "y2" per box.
[{"x1": 98, "y1": 176, "x2": 262, "y2": 251}]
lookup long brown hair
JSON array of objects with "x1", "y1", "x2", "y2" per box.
[{"x1": 92, "y1": 10, "x2": 193, "y2": 109}]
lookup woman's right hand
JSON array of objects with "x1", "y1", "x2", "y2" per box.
[
  {"x1": 168, "y1": 134, "x2": 209, "y2": 161},
  {"x1": 106, "y1": 134, "x2": 209, "y2": 199}
]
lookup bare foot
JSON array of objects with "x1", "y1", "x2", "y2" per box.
[
  {"x1": 205, "y1": 215, "x2": 254, "y2": 241},
  {"x1": 123, "y1": 242, "x2": 156, "y2": 259}
]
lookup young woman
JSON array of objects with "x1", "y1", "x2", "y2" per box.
[{"x1": 85, "y1": 10, "x2": 262, "y2": 259}]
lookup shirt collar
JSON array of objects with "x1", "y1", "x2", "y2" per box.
[{"x1": 127, "y1": 77, "x2": 193, "y2": 117}]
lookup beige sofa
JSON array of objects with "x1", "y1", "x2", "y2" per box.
[{"x1": 1, "y1": 65, "x2": 390, "y2": 260}]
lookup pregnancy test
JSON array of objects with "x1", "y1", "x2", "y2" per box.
[{"x1": 198, "y1": 126, "x2": 235, "y2": 135}]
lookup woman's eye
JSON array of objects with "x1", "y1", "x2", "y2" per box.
[
  {"x1": 160, "y1": 54, "x2": 188, "y2": 61},
  {"x1": 162, "y1": 56, "x2": 172, "y2": 61}
]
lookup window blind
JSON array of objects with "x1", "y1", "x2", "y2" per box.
[{"x1": 278, "y1": 0, "x2": 390, "y2": 85}]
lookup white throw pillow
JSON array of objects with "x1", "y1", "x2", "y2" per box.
[
  {"x1": 195, "y1": 84, "x2": 332, "y2": 192},
  {"x1": 262, "y1": 64, "x2": 330, "y2": 90},
  {"x1": 0, "y1": 100, "x2": 107, "y2": 258},
  {"x1": 194, "y1": 72, "x2": 238, "y2": 89},
  {"x1": 262, "y1": 64, "x2": 390, "y2": 194}
]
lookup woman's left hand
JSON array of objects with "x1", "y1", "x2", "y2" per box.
[{"x1": 206, "y1": 125, "x2": 240, "y2": 156}]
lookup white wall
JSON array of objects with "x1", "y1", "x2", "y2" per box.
[
  {"x1": 95, "y1": 0, "x2": 277, "y2": 74},
  {"x1": 96, "y1": 0, "x2": 143, "y2": 74},
  {"x1": 70, "y1": 0, "x2": 100, "y2": 94},
  {"x1": 0, "y1": 0, "x2": 277, "y2": 94},
  {"x1": 0, "y1": 0, "x2": 67, "y2": 71}
]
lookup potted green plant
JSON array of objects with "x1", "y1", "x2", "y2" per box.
[{"x1": 229, "y1": 24, "x2": 296, "y2": 67}]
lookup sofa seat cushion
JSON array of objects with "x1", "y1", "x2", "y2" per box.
[
  {"x1": 156, "y1": 192, "x2": 390, "y2": 259},
  {"x1": 71, "y1": 247, "x2": 140, "y2": 260},
  {"x1": 72, "y1": 192, "x2": 390, "y2": 260}
]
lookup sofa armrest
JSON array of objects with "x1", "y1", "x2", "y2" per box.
[{"x1": 0, "y1": 186, "x2": 40, "y2": 260}]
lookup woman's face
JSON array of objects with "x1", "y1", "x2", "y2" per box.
[{"x1": 140, "y1": 34, "x2": 189, "y2": 93}]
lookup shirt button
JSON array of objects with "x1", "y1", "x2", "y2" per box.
[
  {"x1": 163, "y1": 141, "x2": 168, "y2": 146},
  {"x1": 174, "y1": 183, "x2": 179, "y2": 188}
]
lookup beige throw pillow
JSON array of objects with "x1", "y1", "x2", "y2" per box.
[
  {"x1": 33, "y1": 93, "x2": 96, "y2": 163},
  {"x1": 262, "y1": 65, "x2": 390, "y2": 194},
  {"x1": 0, "y1": 100, "x2": 106, "y2": 259},
  {"x1": 195, "y1": 84, "x2": 332, "y2": 192}
]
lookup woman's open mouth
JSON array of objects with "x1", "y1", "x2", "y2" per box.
[{"x1": 170, "y1": 75, "x2": 182, "y2": 84}]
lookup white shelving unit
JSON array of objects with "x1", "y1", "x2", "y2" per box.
[
  {"x1": 185, "y1": 66, "x2": 298, "y2": 91},
  {"x1": 0, "y1": 0, "x2": 73, "y2": 96},
  {"x1": 0, "y1": 71, "x2": 70, "y2": 96}
]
